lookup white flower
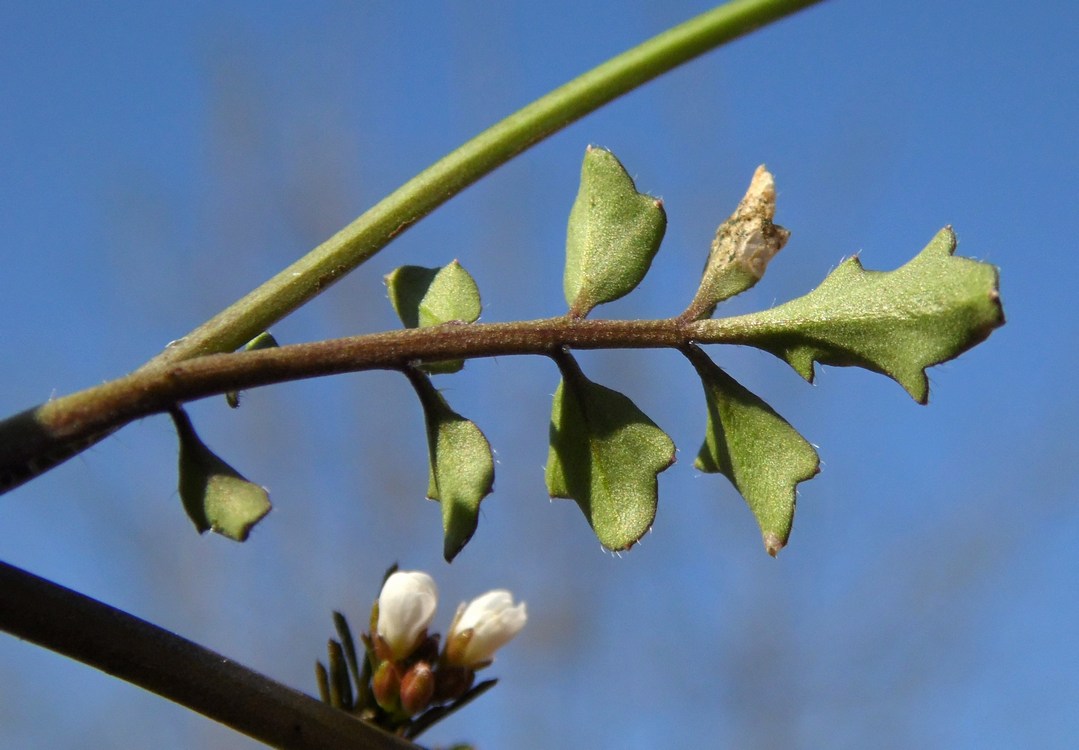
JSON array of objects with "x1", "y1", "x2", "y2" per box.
[
  {"x1": 377, "y1": 570, "x2": 438, "y2": 661},
  {"x1": 445, "y1": 589, "x2": 527, "y2": 667}
]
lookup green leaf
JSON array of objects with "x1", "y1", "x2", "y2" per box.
[
  {"x1": 171, "y1": 407, "x2": 271, "y2": 542},
  {"x1": 703, "y1": 227, "x2": 1004, "y2": 403},
  {"x1": 327, "y1": 639, "x2": 352, "y2": 710},
  {"x1": 545, "y1": 354, "x2": 675, "y2": 550},
  {"x1": 386, "y1": 260, "x2": 481, "y2": 328},
  {"x1": 682, "y1": 165, "x2": 789, "y2": 320},
  {"x1": 226, "y1": 331, "x2": 279, "y2": 408},
  {"x1": 686, "y1": 346, "x2": 819, "y2": 556},
  {"x1": 385, "y1": 261, "x2": 482, "y2": 374},
  {"x1": 564, "y1": 146, "x2": 666, "y2": 317},
  {"x1": 409, "y1": 371, "x2": 494, "y2": 561}
]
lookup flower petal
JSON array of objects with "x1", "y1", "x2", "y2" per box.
[
  {"x1": 377, "y1": 570, "x2": 438, "y2": 661},
  {"x1": 447, "y1": 589, "x2": 527, "y2": 667}
]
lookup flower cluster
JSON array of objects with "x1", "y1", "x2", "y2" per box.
[
  {"x1": 316, "y1": 568, "x2": 526, "y2": 739},
  {"x1": 372, "y1": 570, "x2": 526, "y2": 716}
]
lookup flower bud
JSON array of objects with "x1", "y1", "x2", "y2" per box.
[
  {"x1": 377, "y1": 570, "x2": 438, "y2": 661},
  {"x1": 445, "y1": 589, "x2": 526, "y2": 668},
  {"x1": 412, "y1": 633, "x2": 441, "y2": 665},
  {"x1": 372, "y1": 661, "x2": 401, "y2": 713},
  {"x1": 433, "y1": 664, "x2": 475, "y2": 704},
  {"x1": 399, "y1": 661, "x2": 436, "y2": 716}
]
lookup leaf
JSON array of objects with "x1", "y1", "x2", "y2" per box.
[
  {"x1": 171, "y1": 407, "x2": 271, "y2": 541},
  {"x1": 409, "y1": 371, "x2": 494, "y2": 561},
  {"x1": 386, "y1": 261, "x2": 482, "y2": 374},
  {"x1": 386, "y1": 261, "x2": 481, "y2": 328},
  {"x1": 564, "y1": 146, "x2": 666, "y2": 318},
  {"x1": 702, "y1": 227, "x2": 1004, "y2": 403},
  {"x1": 314, "y1": 661, "x2": 331, "y2": 704},
  {"x1": 545, "y1": 354, "x2": 675, "y2": 550},
  {"x1": 686, "y1": 346, "x2": 819, "y2": 556},
  {"x1": 682, "y1": 165, "x2": 789, "y2": 320},
  {"x1": 332, "y1": 611, "x2": 363, "y2": 700},
  {"x1": 327, "y1": 639, "x2": 352, "y2": 709},
  {"x1": 404, "y1": 678, "x2": 498, "y2": 741},
  {"x1": 226, "y1": 331, "x2": 279, "y2": 408}
]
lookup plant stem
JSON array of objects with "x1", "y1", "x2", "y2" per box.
[
  {"x1": 0, "y1": 315, "x2": 759, "y2": 494},
  {"x1": 0, "y1": 0, "x2": 823, "y2": 494},
  {"x1": 0, "y1": 560, "x2": 417, "y2": 750},
  {"x1": 151, "y1": 0, "x2": 824, "y2": 366},
  {"x1": 0, "y1": 4, "x2": 828, "y2": 744}
]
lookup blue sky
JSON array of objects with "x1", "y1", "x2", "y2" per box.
[{"x1": 1, "y1": 2, "x2": 1077, "y2": 748}]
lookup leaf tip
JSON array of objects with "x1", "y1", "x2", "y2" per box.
[
  {"x1": 443, "y1": 533, "x2": 472, "y2": 563},
  {"x1": 763, "y1": 531, "x2": 785, "y2": 557},
  {"x1": 218, "y1": 487, "x2": 272, "y2": 542},
  {"x1": 787, "y1": 350, "x2": 817, "y2": 383},
  {"x1": 896, "y1": 368, "x2": 931, "y2": 404},
  {"x1": 940, "y1": 225, "x2": 958, "y2": 254}
]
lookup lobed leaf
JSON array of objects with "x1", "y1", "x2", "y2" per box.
[
  {"x1": 686, "y1": 346, "x2": 819, "y2": 556},
  {"x1": 702, "y1": 227, "x2": 1004, "y2": 403},
  {"x1": 409, "y1": 372, "x2": 494, "y2": 561},
  {"x1": 564, "y1": 146, "x2": 666, "y2": 318},
  {"x1": 171, "y1": 407, "x2": 271, "y2": 541},
  {"x1": 386, "y1": 261, "x2": 482, "y2": 373},
  {"x1": 545, "y1": 354, "x2": 675, "y2": 550}
]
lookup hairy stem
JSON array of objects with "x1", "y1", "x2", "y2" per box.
[
  {"x1": 0, "y1": 315, "x2": 757, "y2": 493},
  {"x1": 0, "y1": 561, "x2": 417, "y2": 750}
]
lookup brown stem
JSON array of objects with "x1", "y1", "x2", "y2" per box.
[{"x1": 0, "y1": 315, "x2": 752, "y2": 495}]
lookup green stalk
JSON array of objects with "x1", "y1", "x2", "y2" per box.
[
  {"x1": 0, "y1": 0, "x2": 824, "y2": 495},
  {"x1": 153, "y1": 0, "x2": 824, "y2": 365},
  {"x1": 1, "y1": 4, "x2": 829, "y2": 745}
]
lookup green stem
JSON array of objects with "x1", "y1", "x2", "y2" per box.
[
  {"x1": 0, "y1": 4, "x2": 828, "y2": 744},
  {"x1": 0, "y1": 0, "x2": 824, "y2": 495},
  {"x1": 0, "y1": 561, "x2": 417, "y2": 750},
  {"x1": 152, "y1": 0, "x2": 823, "y2": 365}
]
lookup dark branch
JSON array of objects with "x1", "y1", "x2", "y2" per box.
[
  {"x1": 0, "y1": 560, "x2": 417, "y2": 750},
  {"x1": 1, "y1": 315, "x2": 749, "y2": 495}
]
